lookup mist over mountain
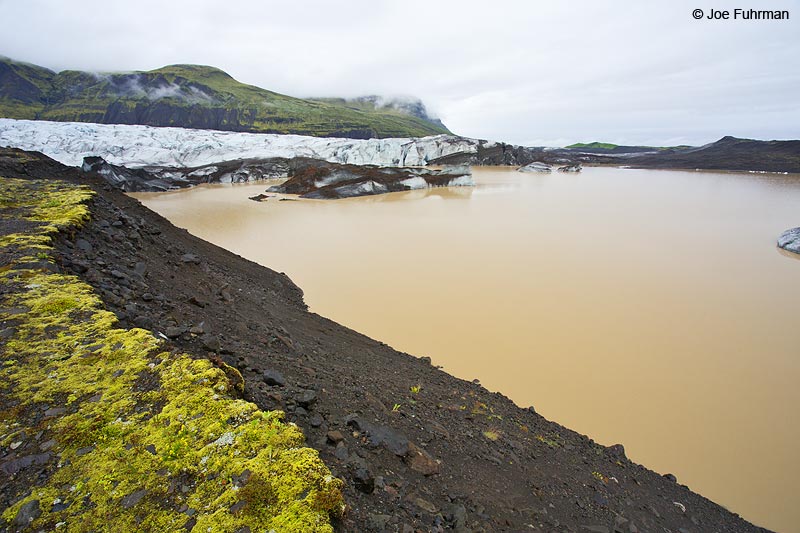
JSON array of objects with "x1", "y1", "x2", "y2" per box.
[
  {"x1": 310, "y1": 95, "x2": 447, "y2": 131},
  {"x1": 0, "y1": 56, "x2": 450, "y2": 139}
]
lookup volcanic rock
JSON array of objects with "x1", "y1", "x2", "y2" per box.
[{"x1": 267, "y1": 160, "x2": 473, "y2": 199}]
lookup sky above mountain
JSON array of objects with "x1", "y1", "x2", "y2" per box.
[{"x1": 0, "y1": 0, "x2": 797, "y2": 146}]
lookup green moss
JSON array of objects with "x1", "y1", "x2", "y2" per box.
[
  {"x1": 535, "y1": 433, "x2": 562, "y2": 448},
  {"x1": 482, "y1": 430, "x2": 501, "y2": 442},
  {"x1": 0, "y1": 98, "x2": 44, "y2": 119},
  {"x1": 0, "y1": 177, "x2": 342, "y2": 531}
]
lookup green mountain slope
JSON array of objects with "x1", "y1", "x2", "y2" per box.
[
  {"x1": 0, "y1": 57, "x2": 451, "y2": 139},
  {"x1": 565, "y1": 141, "x2": 693, "y2": 153},
  {"x1": 310, "y1": 95, "x2": 449, "y2": 132},
  {"x1": 565, "y1": 141, "x2": 620, "y2": 150}
]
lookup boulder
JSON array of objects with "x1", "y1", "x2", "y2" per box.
[
  {"x1": 180, "y1": 253, "x2": 201, "y2": 264},
  {"x1": 12, "y1": 500, "x2": 41, "y2": 527},
  {"x1": 262, "y1": 369, "x2": 286, "y2": 387},
  {"x1": 406, "y1": 442, "x2": 441, "y2": 476},
  {"x1": 120, "y1": 489, "x2": 148, "y2": 509},
  {"x1": 165, "y1": 326, "x2": 186, "y2": 338},
  {"x1": 353, "y1": 467, "x2": 375, "y2": 494},
  {"x1": 296, "y1": 389, "x2": 318, "y2": 408},
  {"x1": 326, "y1": 430, "x2": 345, "y2": 445},
  {"x1": 345, "y1": 416, "x2": 409, "y2": 456}
]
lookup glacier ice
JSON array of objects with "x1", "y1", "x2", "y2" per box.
[
  {"x1": 0, "y1": 118, "x2": 486, "y2": 169},
  {"x1": 399, "y1": 177, "x2": 428, "y2": 190},
  {"x1": 446, "y1": 175, "x2": 475, "y2": 187}
]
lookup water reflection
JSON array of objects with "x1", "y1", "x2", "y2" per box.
[
  {"x1": 776, "y1": 247, "x2": 800, "y2": 261},
  {"x1": 334, "y1": 185, "x2": 475, "y2": 202}
]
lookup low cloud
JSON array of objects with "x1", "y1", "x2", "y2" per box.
[{"x1": 113, "y1": 76, "x2": 216, "y2": 104}]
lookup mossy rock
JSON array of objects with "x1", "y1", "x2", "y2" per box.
[{"x1": 0, "y1": 176, "x2": 343, "y2": 531}]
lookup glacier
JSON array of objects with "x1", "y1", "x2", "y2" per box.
[{"x1": 0, "y1": 118, "x2": 485, "y2": 169}]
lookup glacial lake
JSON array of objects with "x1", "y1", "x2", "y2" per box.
[{"x1": 132, "y1": 166, "x2": 800, "y2": 532}]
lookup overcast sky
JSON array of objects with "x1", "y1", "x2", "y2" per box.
[{"x1": 1, "y1": 0, "x2": 798, "y2": 146}]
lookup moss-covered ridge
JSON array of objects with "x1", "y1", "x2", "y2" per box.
[{"x1": 0, "y1": 176, "x2": 343, "y2": 531}]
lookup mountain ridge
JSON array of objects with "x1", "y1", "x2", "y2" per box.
[
  {"x1": 0, "y1": 56, "x2": 450, "y2": 139},
  {"x1": 611, "y1": 136, "x2": 800, "y2": 173}
]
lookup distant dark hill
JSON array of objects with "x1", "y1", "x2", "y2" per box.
[
  {"x1": 429, "y1": 136, "x2": 800, "y2": 173},
  {"x1": 0, "y1": 56, "x2": 451, "y2": 139},
  {"x1": 621, "y1": 136, "x2": 800, "y2": 173}
]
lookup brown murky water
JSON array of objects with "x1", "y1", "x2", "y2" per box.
[{"x1": 132, "y1": 166, "x2": 800, "y2": 532}]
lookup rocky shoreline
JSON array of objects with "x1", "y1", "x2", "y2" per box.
[{"x1": 0, "y1": 148, "x2": 772, "y2": 532}]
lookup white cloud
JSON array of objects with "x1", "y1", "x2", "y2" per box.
[{"x1": 0, "y1": 0, "x2": 797, "y2": 146}]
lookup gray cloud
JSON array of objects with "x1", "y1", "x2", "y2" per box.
[{"x1": 0, "y1": 0, "x2": 797, "y2": 145}]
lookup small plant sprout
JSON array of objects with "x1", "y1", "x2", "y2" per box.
[
  {"x1": 535, "y1": 434, "x2": 560, "y2": 448},
  {"x1": 483, "y1": 429, "x2": 501, "y2": 441},
  {"x1": 410, "y1": 385, "x2": 421, "y2": 394},
  {"x1": 392, "y1": 403, "x2": 402, "y2": 412}
]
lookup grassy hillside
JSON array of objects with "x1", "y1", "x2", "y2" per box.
[
  {"x1": 310, "y1": 95, "x2": 448, "y2": 131},
  {"x1": 565, "y1": 142, "x2": 619, "y2": 150},
  {"x1": 0, "y1": 57, "x2": 451, "y2": 138},
  {"x1": 565, "y1": 141, "x2": 693, "y2": 152}
]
